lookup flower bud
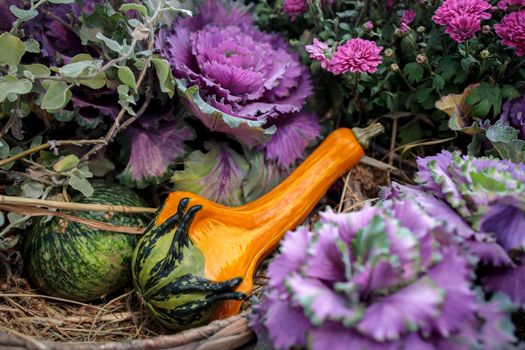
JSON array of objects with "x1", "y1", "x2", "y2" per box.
[
  {"x1": 384, "y1": 48, "x2": 395, "y2": 58},
  {"x1": 416, "y1": 54, "x2": 427, "y2": 64},
  {"x1": 417, "y1": 26, "x2": 426, "y2": 33},
  {"x1": 363, "y1": 21, "x2": 374, "y2": 31},
  {"x1": 390, "y1": 63, "x2": 400, "y2": 72},
  {"x1": 480, "y1": 49, "x2": 490, "y2": 59},
  {"x1": 481, "y1": 25, "x2": 491, "y2": 34}
]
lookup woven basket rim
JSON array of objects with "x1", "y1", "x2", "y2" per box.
[{"x1": 0, "y1": 312, "x2": 253, "y2": 350}]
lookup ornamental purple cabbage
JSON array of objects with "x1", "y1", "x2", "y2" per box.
[
  {"x1": 252, "y1": 200, "x2": 516, "y2": 349},
  {"x1": 157, "y1": 0, "x2": 319, "y2": 165},
  {"x1": 500, "y1": 93, "x2": 525, "y2": 140},
  {"x1": 384, "y1": 150, "x2": 525, "y2": 306}
]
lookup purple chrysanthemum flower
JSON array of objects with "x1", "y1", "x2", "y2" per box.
[
  {"x1": 158, "y1": 0, "x2": 319, "y2": 166},
  {"x1": 497, "y1": 0, "x2": 525, "y2": 10},
  {"x1": 445, "y1": 14, "x2": 481, "y2": 42},
  {"x1": 330, "y1": 38, "x2": 383, "y2": 74},
  {"x1": 432, "y1": 0, "x2": 491, "y2": 26},
  {"x1": 500, "y1": 93, "x2": 525, "y2": 139},
  {"x1": 385, "y1": 150, "x2": 525, "y2": 306},
  {"x1": 495, "y1": 10, "x2": 525, "y2": 56},
  {"x1": 283, "y1": 0, "x2": 308, "y2": 19},
  {"x1": 305, "y1": 38, "x2": 331, "y2": 70},
  {"x1": 252, "y1": 201, "x2": 516, "y2": 349}
]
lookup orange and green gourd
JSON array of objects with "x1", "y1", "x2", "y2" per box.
[{"x1": 131, "y1": 124, "x2": 383, "y2": 330}]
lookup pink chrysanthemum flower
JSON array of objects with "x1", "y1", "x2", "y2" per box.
[
  {"x1": 497, "y1": 0, "x2": 525, "y2": 10},
  {"x1": 305, "y1": 38, "x2": 331, "y2": 70},
  {"x1": 445, "y1": 14, "x2": 481, "y2": 42},
  {"x1": 400, "y1": 10, "x2": 417, "y2": 33},
  {"x1": 495, "y1": 10, "x2": 525, "y2": 56},
  {"x1": 330, "y1": 38, "x2": 383, "y2": 74},
  {"x1": 401, "y1": 10, "x2": 417, "y2": 25},
  {"x1": 432, "y1": 0, "x2": 491, "y2": 26},
  {"x1": 283, "y1": 0, "x2": 307, "y2": 19}
]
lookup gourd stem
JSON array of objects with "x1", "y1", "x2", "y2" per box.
[{"x1": 351, "y1": 123, "x2": 385, "y2": 149}]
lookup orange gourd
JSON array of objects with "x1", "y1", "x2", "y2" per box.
[{"x1": 132, "y1": 124, "x2": 383, "y2": 330}]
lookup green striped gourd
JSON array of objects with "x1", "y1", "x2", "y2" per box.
[{"x1": 24, "y1": 182, "x2": 149, "y2": 302}]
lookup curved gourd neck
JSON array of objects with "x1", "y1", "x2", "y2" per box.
[{"x1": 243, "y1": 127, "x2": 365, "y2": 225}]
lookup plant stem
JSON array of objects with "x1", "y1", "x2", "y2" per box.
[
  {"x1": 80, "y1": 0, "x2": 163, "y2": 162},
  {"x1": 0, "y1": 195, "x2": 157, "y2": 213},
  {"x1": 0, "y1": 139, "x2": 106, "y2": 167},
  {"x1": 10, "y1": 0, "x2": 48, "y2": 34}
]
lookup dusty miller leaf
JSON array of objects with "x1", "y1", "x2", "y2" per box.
[
  {"x1": 118, "y1": 66, "x2": 137, "y2": 91},
  {"x1": 151, "y1": 57, "x2": 174, "y2": 97},
  {"x1": 9, "y1": 5, "x2": 38, "y2": 21},
  {"x1": 53, "y1": 155, "x2": 80, "y2": 172},
  {"x1": 69, "y1": 169, "x2": 94, "y2": 197},
  {"x1": 0, "y1": 32, "x2": 26, "y2": 66},
  {"x1": 24, "y1": 38, "x2": 40, "y2": 53},
  {"x1": 0, "y1": 76, "x2": 32, "y2": 102},
  {"x1": 41, "y1": 80, "x2": 72, "y2": 111},
  {"x1": 21, "y1": 181, "x2": 44, "y2": 199}
]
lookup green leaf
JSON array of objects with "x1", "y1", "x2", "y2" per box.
[
  {"x1": 53, "y1": 110, "x2": 76, "y2": 122},
  {"x1": 21, "y1": 63, "x2": 50, "y2": 76},
  {"x1": 501, "y1": 85, "x2": 520, "y2": 101},
  {"x1": 69, "y1": 54, "x2": 107, "y2": 89},
  {"x1": 152, "y1": 57, "x2": 174, "y2": 97},
  {"x1": 69, "y1": 168, "x2": 94, "y2": 197},
  {"x1": 415, "y1": 88, "x2": 433, "y2": 104},
  {"x1": 118, "y1": 66, "x2": 137, "y2": 91},
  {"x1": 432, "y1": 75, "x2": 445, "y2": 91},
  {"x1": 403, "y1": 62, "x2": 424, "y2": 84},
  {"x1": 119, "y1": 3, "x2": 148, "y2": 16},
  {"x1": 41, "y1": 80, "x2": 71, "y2": 111},
  {"x1": 0, "y1": 75, "x2": 32, "y2": 102},
  {"x1": 465, "y1": 82, "x2": 502, "y2": 118},
  {"x1": 461, "y1": 56, "x2": 479, "y2": 71},
  {"x1": 0, "y1": 32, "x2": 26, "y2": 66},
  {"x1": 58, "y1": 60, "x2": 103, "y2": 78},
  {"x1": 49, "y1": 0, "x2": 75, "y2": 3},
  {"x1": 166, "y1": 0, "x2": 193, "y2": 16},
  {"x1": 0, "y1": 139, "x2": 10, "y2": 159},
  {"x1": 437, "y1": 58, "x2": 458, "y2": 81},
  {"x1": 21, "y1": 181, "x2": 45, "y2": 199},
  {"x1": 9, "y1": 5, "x2": 38, "y2": 21},
  {"x1": 95, "y1": 32, "x2": 126, "y2": 54},
  {"x1": 486, "y1": 121, "x2": 525, "y2": 163},
  {"x1": 24, "y1": 38, "x2": 40, "y2": 53},
  {"x1": 53, "y1": 155, "x2": 80, "y2": 172}
]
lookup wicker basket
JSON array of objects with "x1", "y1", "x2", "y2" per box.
[
  {"x1": 1, "y1": 314, "x2": 253, "y2": 350},
  {"x1": 0, "y1": 164, "x2": 387, "y2": 350}
]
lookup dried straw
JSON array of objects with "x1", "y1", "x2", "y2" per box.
[{"x1": 0, "y1": 164, "x2": 389, "y2": 349}]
